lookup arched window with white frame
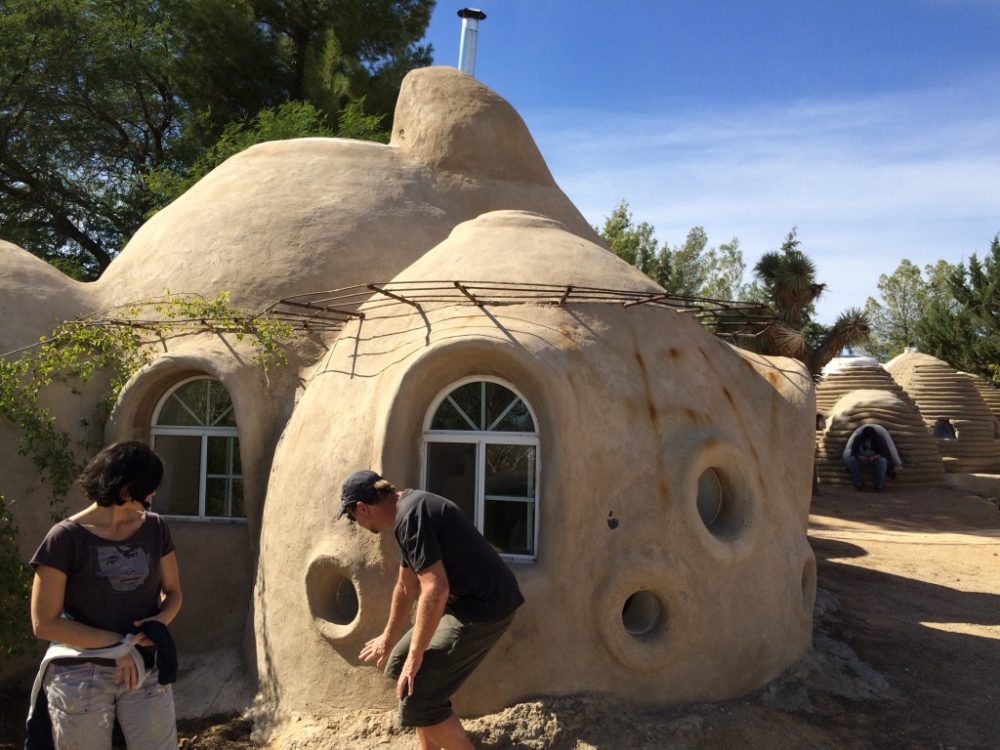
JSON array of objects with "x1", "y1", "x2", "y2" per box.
[
  {"x1": 150, "y1": 376, "x2": 244, "y2": 519},
  {"x1": 422, "y1": 378, "x2": 539, "y2": 560}
]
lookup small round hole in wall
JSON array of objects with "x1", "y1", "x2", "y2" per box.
[
  {"x1": 622, "y1": 590, "x2": 662, "y2": 638},
  {"x1": 816, "y1": 414, "x2": 827, "y2": 431},
  {"x1": 306, "y1": 557, "x2": 359, "y2": 627},
  {"x1": 696, "y1": 469, "x2": 723, "y2": 527}
]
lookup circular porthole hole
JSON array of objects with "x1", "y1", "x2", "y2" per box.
[
  {"x1": 696, "y1": 469, "x2": 723, "y2": 527},
  {"x1": 695, "y1": 464, "x2": 752, "y2": 542},
  {"x1": 622, "y1": 590, "x2": 663, "y2": 638},
  {"x1": 306, "y1": 557, "x2": 359, "y2": 626}
]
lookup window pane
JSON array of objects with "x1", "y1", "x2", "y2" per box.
[
  {"x1": 231, "y1": 479, "x2": 245, "y2": 517},
  {"x1": 206, "y1": 477, "x2": 228, "y2": 517},
  {"x1": 431, "y1": 398, "x2": 474, "y2": 431},
  {"x1": 490, "y1": 397, "x2": 535, "y2": 432},
  {"x1": 152, "y1": 435, "x2": 201, "y2": 515},
  {"x1": 156, "y1": 380, "x2": 211, "y2": 426},
  {"x1": 447, "y1": 383, "x2": 483, "y2": 429},
  {"x1": 156, "y1": 392, "x2": 203, "y2": 426},
  {"x1": 485, "y1": 500, "x2": 534, "y2": 556},
  {"x1": 484, "y1": 382, "x2": 528, "y2": 431},
  {"x1": 207, "y1": 436, "x2": 228, "y2": 474},
  {"x1": 484, "y1": 444, "x2": 536, "y2": 499},
  {"x1": 207, "y1": 380, "x2": 236, "y2": 426},
  {"x1": 425, "y1": 442, "x2": 476, "y2": 521}
]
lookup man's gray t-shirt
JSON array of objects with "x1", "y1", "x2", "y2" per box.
[
  {"x1": 394, "y1": 489, "x2": 524, "y2": 623},
  {"x1": 31, "y1": 513, "x2": 175, "y2": 635}
]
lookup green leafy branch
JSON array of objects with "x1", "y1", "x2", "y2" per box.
[{"x1": 0, "y1": 292, "x2": 293, "y2": 658}]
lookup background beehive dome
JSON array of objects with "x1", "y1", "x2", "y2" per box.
[
  {"x1": 815, "y1": 361, "x2": 918, "y2": 418},
  {"x1": 816, "y1": 389, "x2": 944, "y2": 486},
  {"x1": 885, "y1": 351, "x2": 1000, "y2": 473},
  {"x1": 961, "y1": 372, "x2": 1000, "y2": 421}
]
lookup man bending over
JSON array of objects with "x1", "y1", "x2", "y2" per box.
[{"x1": 339, "y1": 470, "x2": 523, "y2": 750}]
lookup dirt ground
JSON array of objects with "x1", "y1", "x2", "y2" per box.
[{"x1": 3, "y1": 481, "x2": 998, "y2": 749}]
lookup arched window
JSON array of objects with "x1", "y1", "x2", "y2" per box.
[
  {"x1": 150, "y1": 377, "x2": 244, "y2": 519},
  {"x1": 422, "y1": 379, "x2": 538, "y2": 560}
]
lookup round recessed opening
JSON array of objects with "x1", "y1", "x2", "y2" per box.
[
  {"x1": 622, "y1": 590, "x2": 662, "y2": 638},
  {"x1": 306, "y1": 557, "x2": 359, "y2": 627},
  {"x1": 932, "y1": 418, "x2": 956, "y2": 440},
  {"x1": 816, "y1": 414, "x2": 827, "y2": 431},
  {"x1": 696, "y1": 469, "x2": 723, "y2": 528}
]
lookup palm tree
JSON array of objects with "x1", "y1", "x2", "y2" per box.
[{"x1": 754, "y1": 229, "x2": 870, "y2": 379}]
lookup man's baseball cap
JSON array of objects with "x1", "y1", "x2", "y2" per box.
[{"x1": 338, "y1": 470, "x2": 382, "y2": 519}]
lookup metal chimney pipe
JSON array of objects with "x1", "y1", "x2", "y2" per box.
[{"x1": 457, "y1": 8, "x2": 486, "y2": 77}]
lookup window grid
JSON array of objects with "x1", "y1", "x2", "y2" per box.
[
  {"x1": 422, "y1": 378, "x2": 539, "y2": 562},
  {"x1": 150, "y1": 376, "x2": 243, "y2": 520}
]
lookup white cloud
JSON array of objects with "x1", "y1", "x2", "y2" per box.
[{"x1": 521, "y1": 78, "x2": 1000, "y2": 323}]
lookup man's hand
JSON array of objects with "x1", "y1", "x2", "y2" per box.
[
  {"x1": 396, "y1": 653, "x2": 423, "y2": 699},
  {"x1": 359, "y1": 634, "x2": 390, "y2": 668},
  {"x1": 115, "y1": 653, "x2": 138, "y2": 690}
]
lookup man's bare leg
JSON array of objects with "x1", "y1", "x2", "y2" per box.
[{"x1": 416, "y1": 713, "x2": 474, "y2": 750}]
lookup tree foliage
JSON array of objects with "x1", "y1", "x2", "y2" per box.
[
  {"x1": 862, "y1": 237, "x2": 1000, "y2": 385},
  {"x1": 0, "y1": 0, "x2": 433, "y2": 277},
  {"x1": 862, "y1": 259, "x2": 928, "y2": 360},
  {"x1": 752, "y1": 229, "x2": 869, "y2": 378},
  {"x1": 596, "y1": 200, "x2": 746, "y2": 297}
]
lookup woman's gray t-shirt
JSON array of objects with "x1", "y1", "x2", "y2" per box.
[{"x1": 30, "y1": 513, "x2": 175, "y2": 635}]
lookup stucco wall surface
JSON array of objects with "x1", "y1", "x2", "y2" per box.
[{"x1": 253, "y1": 212, "x2": 817, "y2": 727}]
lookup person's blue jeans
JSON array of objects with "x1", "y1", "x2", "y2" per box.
[{"x1": 846, "y1": 455, "x2": 887, "y2": 489}]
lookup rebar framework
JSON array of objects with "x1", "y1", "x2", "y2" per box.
[{"x1": 266, "y1": 280, "x2": 776, "y2": 342}]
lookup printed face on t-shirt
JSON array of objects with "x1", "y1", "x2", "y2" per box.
[{"x1": 93, "y1": 544, "x2": 150, "y2": 592}]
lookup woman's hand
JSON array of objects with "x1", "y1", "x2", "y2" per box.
[{"x1": 115, "y1": 653, "x2": 139, "y2": 690}]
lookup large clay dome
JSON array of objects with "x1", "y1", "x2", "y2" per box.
[{"x1": 94, "y1": 68, "x2": 597, "y2": 310}]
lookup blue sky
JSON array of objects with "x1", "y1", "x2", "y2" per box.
[{"x1": 421, "y1": 1, "x2": 1000, "y2": 324}]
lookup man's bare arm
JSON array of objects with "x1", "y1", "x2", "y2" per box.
[
  {"x1": 359, "y1": 564, "x2": 420, "y2": 668},
  {"x1": 396, "y1": 560, "x2": 449, "y2": 698}
]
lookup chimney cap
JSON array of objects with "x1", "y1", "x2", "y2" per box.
[{"x1": 457, "y1": 7, "x2": 486, "y2": 20}]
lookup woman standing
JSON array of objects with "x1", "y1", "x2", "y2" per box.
[{"x1": 29, "y1": 440, "x2": 182, "y2": 749}]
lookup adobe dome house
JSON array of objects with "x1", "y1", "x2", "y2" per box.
[
  {"x1": 814, "y1": 358, "x2": 944, "y2": 486},
  {"x1": 0, "y1": 67, "x2": 818, "y2": 739},
  {"x1": 252, "y1": 209, "x2": 818, "y2": 733},
  {"x1": 884, "y1": 351, "x2": 1000, "y2": 473}
]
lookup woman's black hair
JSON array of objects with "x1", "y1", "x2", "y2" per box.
[{"x1": 79, "y1": 441, "x2": 164, "y2": 508}]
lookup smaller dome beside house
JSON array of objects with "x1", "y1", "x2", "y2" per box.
[{"x1": 816, "y1": 389, "x2": 944, "y2": 486}]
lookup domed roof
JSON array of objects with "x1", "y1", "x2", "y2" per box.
[
  {"x1": 816, "y1": 361, "x2": 917, "y2": 416},
  {"x1": 94, "y1": 67, "x2": 597, "y2": 311},
  {"x1": 0, "y1": 240, "x2": 97, "y2": 352},
  {"x1": 393, "y1": 210, "x2": 662, "y2": 292},
  {"x1": 821, "y1": 355, "x2": 880, "y2": 377}
]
